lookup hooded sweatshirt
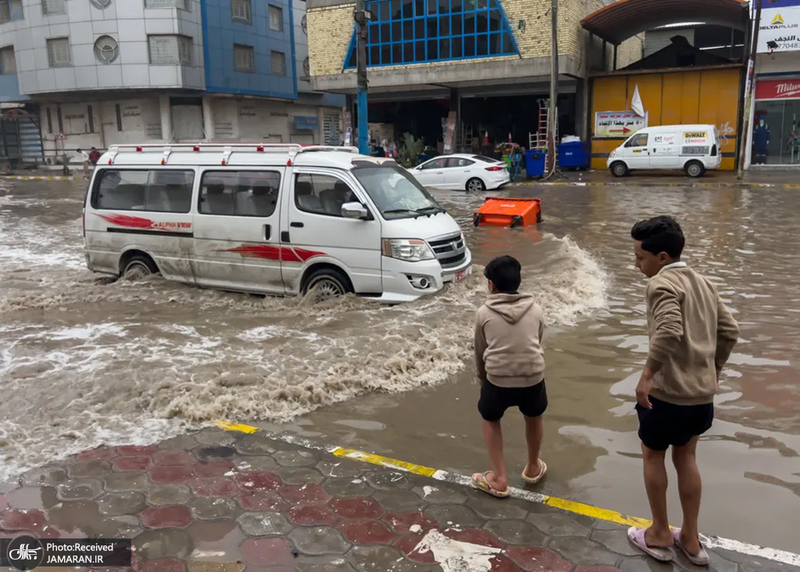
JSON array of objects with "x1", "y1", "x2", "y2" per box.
[{"x1": 474, "y1": 293, "x2": 545, "y2": 388}]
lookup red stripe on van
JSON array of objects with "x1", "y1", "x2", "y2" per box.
[
  {"x1": 221, "y1": 245, "x2": 324, "y2": 263},
  {"x1": 97, "y1": 213, "x2": 155, "y2": 229}
]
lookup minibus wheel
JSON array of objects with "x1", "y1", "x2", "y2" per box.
[
  {"x1": 122, "y1": 253, "x2": 158, "y2": 279},
  {"x1": 302, "y1": 268, "x2": 352, "y2": 300}
]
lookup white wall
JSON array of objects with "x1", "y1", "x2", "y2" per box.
[{"x1": 8, "y1": 0, "x2": 205, "y2": 96}]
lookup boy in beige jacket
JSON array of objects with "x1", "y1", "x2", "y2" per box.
[
  {"x1": 472, "y1": 256, "x2": 547, "y2": 498},
  {"x1": 628, "y1": 216, "x2": 739, "y2": 566}
]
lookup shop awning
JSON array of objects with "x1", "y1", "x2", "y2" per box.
[{"x1": 581, "y1": 0, "x2": 749, "y2": 46}]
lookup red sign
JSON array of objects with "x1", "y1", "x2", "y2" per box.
[{"x1": 756, "y1": 79, "x2": 800, "y2": 100}]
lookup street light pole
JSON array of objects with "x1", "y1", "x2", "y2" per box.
[
  {"x1": 354, "y1": 0, "x2": 370, "y2": 155},
  {"x1": 544, "y1": 0, "x2": 559, "y2": 179},
  {"x1": 738, "y1": 0, "x2": 762, "y2": 177}
]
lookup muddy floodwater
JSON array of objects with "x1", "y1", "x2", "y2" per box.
[{"x1": 1, "y1": 178, "x2": 798, "y2": 553}]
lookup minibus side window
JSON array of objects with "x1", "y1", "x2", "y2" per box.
[
  {"x1": 199, "y1": 171, "x2": 281, "y2": 217},
  {"x1": 294, "y1": 174, "x2": 357, "y2": 218},
  {"x1": 92, "y1": 169, "x2": 194, "y2": 213}
]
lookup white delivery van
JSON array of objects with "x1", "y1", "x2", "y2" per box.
[
  {"x1": 607, "y1": 125, "x2": 722, "y2": 178},
  {"x1": 83, "y1": 144, "x2": 472, "y2": 303}
]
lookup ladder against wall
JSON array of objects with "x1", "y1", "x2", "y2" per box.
[
  {"x1": 527, "y1": 99, "x2": 558, "y2": 172},
  {"x1": 456, "y1": 123, "x2": 473, "y2": 153}
]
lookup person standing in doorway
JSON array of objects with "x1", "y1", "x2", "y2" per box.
[
  {"x1": 627, "y1": 216, "x2": 739, "y2": 566},
  {"x1": 89, "y1": 147, "x2": 101, "y2": 166}
]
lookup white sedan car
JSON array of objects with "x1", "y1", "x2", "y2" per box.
[{"x1": 409, "y1": 154, "x2": 510, "y2": 192}]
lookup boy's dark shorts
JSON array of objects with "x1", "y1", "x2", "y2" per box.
[
  {"x1": 636, "y1": 396, "x2": 714, "y2": 451},
  {"x1": 478, "y1": 380, "x2": 548, "y2": 421}
]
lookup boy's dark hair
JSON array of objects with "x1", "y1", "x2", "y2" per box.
[
  {"x1": 484, "y1": 255, "x2": 522, "y2": 294},
  {"x1": 631, "y1": 216, "x2": 685, "y2": 260}
]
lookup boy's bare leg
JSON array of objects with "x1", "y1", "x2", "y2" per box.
[
  {"x1": 523, "y1": 415, "x2": 543, "y2": 478},
  {"x1": 482, "y1": 420, "x2": 507, "y2": 491},
  {"x1": 672, "y1": 436, "x2": 703, "y2": 554},
  {"x1": 642, "y1": 444, "x2": 673, "y2": 547}
]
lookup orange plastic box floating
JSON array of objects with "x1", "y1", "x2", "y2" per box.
[{"x1": 473, "y1": 197, "x2": 542, "y2": 228}]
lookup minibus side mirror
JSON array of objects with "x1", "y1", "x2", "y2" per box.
[{"x1": 342, "y1": 202, "x2": 369, "y2": 220}]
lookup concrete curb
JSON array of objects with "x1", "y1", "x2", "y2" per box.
[{"x1": 216, "y1": 421, "x2": 800, "y2": 568}]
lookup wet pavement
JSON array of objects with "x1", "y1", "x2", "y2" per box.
[
  {"x1": 2, "y1": 179, "x2": 800, "y2": 554},
  {"x1": 1, "y1": 427, "x2": 796, "y2": 572}
]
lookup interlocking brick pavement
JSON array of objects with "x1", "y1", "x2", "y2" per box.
[{"x1": 0, "y1": 427, "x2": 796, "y2": 572}]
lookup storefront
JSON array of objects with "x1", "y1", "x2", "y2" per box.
[
  {"x1": 752, "y1": 79, "x2": 800, "y2": 165},
  {"x1": 747, "y1": 0, "x2": 800, "y2": 167}
]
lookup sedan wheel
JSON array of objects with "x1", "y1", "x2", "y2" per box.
[{"x1": 466, "y1": 178, "x2": 486, "y2": 192}]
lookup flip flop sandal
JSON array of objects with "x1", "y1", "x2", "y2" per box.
[
  {"x1": 521, "y1": 460, "x2": 547, "y2": 485},
  {"x1": 471, "y1": 471, "x2": 510, "y2": 498},
  {"x1": 627, "y1": 527, "x2": 674, "y2": 562},
  {"x1": 672, "y1": 528, "x2": 710, "y2": 566}
]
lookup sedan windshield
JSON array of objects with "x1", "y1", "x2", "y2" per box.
[{"x1": 353, "y1": 166, "x2": 444, "y2": 220}]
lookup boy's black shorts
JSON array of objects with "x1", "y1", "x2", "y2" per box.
[
  {"x1": 478, "y1": 380, "x2": 548, "y2": 422},
  {"x1": 635, "y1": 396, "x2": 714, "y2": 451}
]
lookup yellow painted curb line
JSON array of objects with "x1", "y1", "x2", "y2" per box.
[{"x1": 215, "y1": 420, "x2": 649, "y2": 528}]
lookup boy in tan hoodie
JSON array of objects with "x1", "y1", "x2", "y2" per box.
[
  {"x1": 472, "y1": 255, "x2": 547, "y2": 498},
  {"x1": 628, "y1": 216, "x2": 739, "y2": 566}
]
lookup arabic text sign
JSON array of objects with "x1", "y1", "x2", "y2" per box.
[
  {"x1": 758, "y1": 6, "x2": 800, "y2": 53},
  {"x1": 594, "y1": 111, "x2": 647, "y2": 139},
  {"x1": 756, "y1": 79, "x2": 800, "y2": 100}
]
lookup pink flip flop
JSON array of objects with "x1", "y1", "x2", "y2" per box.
[
  {"x1": 471, "y1": 471, "x2": 510, "y2": 498},
  {"x1": 627, "y1": 527, "x2": 674, "y2": 562},
  {"x1": 672, "y1": 528, "x2": 710, "y2": 566}
]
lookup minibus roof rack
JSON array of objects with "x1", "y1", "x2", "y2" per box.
[{"x1": 104, "y1": 143, "x2": 360, "y2": 165}]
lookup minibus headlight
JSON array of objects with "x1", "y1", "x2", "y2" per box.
[{"x1": 382, "y1": 239, "x2": 435, "y2": 262}]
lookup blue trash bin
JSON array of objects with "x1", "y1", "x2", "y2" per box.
[
  {"x1": 525, "y1": 150, "x2": 546, "y2": 179},
  {"x1": 557, "y1": 141, "x2": 589, "y2": 170}
]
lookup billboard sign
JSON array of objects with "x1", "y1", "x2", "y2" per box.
[
  {"x1": 594, "y1": 111, "x2": 648, "y2": 139},
  {"x1": 758, "y1": 5, "x2": 800, "y2": 52}
]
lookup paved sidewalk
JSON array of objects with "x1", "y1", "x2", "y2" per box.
[
  {"x1": 517, "y1": 169, "x2": 800, "y2": 188},
  {"x1": 1, "y1": 427, "x2": 796, "y2": 572}
]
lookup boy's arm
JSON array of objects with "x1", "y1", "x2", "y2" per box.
[
  {"x1": 644, "y1": 282, "x2": 684, "y2": 373},
  {"x1": 474, "y1": 312, "x2": 488, "y2": 384},
  {"x1": 715, "y1": 297, "x2": 739, "y2": 373}
]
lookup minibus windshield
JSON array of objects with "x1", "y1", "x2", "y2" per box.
[{"x1": 352, "y1": 166, "x2": 445, "y2": 220}]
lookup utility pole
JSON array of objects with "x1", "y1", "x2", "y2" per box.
[
  {"x1": 738, "y1": 0, "x2": 762, "y2": 178},
  {"x1": 354, "y1": 0, "x2": 370, "y2": 155},
  {"x1": 544, "y1": 0, "x2": 559, "y2": 179}
]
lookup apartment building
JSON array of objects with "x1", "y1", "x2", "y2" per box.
[{"x1": 0, "y1": 0, "x2": 345, "y2": 162}]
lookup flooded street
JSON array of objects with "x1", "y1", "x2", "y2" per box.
[{"x1": 1, "y1": 178, "x2": 798, "y2": 553}]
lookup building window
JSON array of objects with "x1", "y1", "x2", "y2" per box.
[
  {"x1": 144, "y1": 0, "x2": 188, "y2": 8},
  {"x1": 0, "y1": 1, "x2": 10, "y2": 23},
  {"x1": 303, "y1": 57, "x2": 310, "y2": 78},
  {"x1": 46, "y1": 38, "x2": 72, "y2": 67},
  {"x1": 87, "y1": 105, "x2": 95, "y2": 133},
  {"x1": 115, "y1": 104, "x2": 122, "y2": 131},
  {"x1": 345, "y1": 0, "x2": 518, "y2": 67},
  {"x1": 0, "y1": 46, "x2": 16, "y2": 74},
  {"x1": 94, "y1": 36, "x2": 119, "y2": 64},
  {"x1": 231, "y1": 0, "x2": 251, "y2": 24},
  {"x1": 269, "y1": 5, "x2": 283, "y2": 31},
  {"x1": 46, "y1": 108, "x2": 53, "y2": 134},
  {"x1": 271, "y1": 51, "x2": 286, "y2": 76},
  {"x1": 42, "y1": 0, "x2": 65, "y2": 16},
  {"x1": 90, "y1": 0, "x2": 112, "y2": 9},
  {"x1": 148, "y1": 35, "x2": 193, "y2": 65},
  {"x1": 234, "y1": 44, "x2": 255, "y2": 73}
]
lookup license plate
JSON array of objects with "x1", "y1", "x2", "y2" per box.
[{"x1": 456, "y1": 270, "x2": 467, "y2": 282}]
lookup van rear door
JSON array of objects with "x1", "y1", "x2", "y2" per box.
[{"x1": 191, "y1": 168, "x2": 285, "y2": 294}]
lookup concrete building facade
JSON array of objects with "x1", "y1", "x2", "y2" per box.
[
  {"x1": 0, "y1": 0, "x2": 345, "y2": 163},
  {"x1": 306, "y1": 0, "x2": 643, "y2": 148}
]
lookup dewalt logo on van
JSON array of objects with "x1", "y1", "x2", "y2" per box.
[{"x1": 684, "y1": 132, "x2": 707, "y2": 139}]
